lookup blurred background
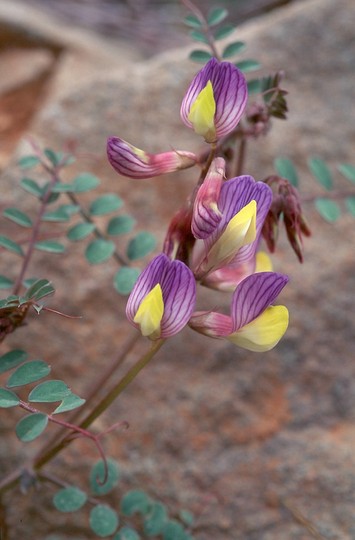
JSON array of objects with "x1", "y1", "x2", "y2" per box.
[{"x1": 24, "y1": 0, "x2": 296, "y2": 55}]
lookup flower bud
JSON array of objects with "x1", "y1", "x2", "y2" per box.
[
  {"x1": 262, "y1": 176, "x2": 311, "y2": 262},
  {"x1": 107, "y1": 137, "x2": 197, "y2": 179}
]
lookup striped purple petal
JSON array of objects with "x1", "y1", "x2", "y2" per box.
[
  {"x1": 126, "y1": 254, "x2": 169, "y2": 326},
  {"x1": 107, "y1": 137, "x2": 197, "y2": 179},
  {"x1": 231, "y1": 272, "x2": 289, "y2": 332},
  {"x1": 159, "y1": 258, "x2": 196, "y2": 337},
  {"x1": 180, "y1": 58, "x2": 248, "y2": 140}
]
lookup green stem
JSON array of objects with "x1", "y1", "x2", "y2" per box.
[
  {"x1": 34, "y1": 331, "x2": 139, "y2": 463},
  {"x1": 79, "y1": 338, "x2": 165, "y2": 429}
]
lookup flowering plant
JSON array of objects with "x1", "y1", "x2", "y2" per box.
[
  {"x1": 1, "y1": 2, "x2": 353, "y2": 539},
  {"x1": 108, "y1": 56, "x2": 290, "y2": 355}
]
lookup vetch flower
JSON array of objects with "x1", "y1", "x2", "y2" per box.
[
  {"x1": 189, "y1": 272, "x2": 289, "y2": 352},
  {"x1": 192, "y1": 174, "x2": 272, "y2": 283},
  {"x1": 107, "y1": 137, "x2": 197, "y2": 179},
  {"x1": 126, "y1": 253, "x2": 196, "y2": 340},
  {"x1": 180, "y1": 57, "x2": 248, "y2": 143}
]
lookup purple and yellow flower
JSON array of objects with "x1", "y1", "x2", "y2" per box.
[
  {"x1": 189, "y1": 272, "x2": 289, "y2": 352},
  {"x1": 126, "y1": 254, "x2": 196, "y2": 340},
  {"x1": 107, "y1": 137, "x2": 197, "y2": 179},
  {"x1": 192, "y1": 171, "x2": 272, "y2": 286},
  {"x1": 180, "y1": 57, "x2": 248, "y2": 143}
]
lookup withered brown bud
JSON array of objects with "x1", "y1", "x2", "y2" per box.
[
  {"x1": 0, "y1": 304, "x2": 29, "y2": 343},
  {"x1": 163, "y1": 204, "x2": 196, "y2": 265},
  {"x1": 262, "y1": 175, "x2": 311, "y2": 262},
  {"x1": 246, "y1": 103, "x2": 270, "y2": 137}
]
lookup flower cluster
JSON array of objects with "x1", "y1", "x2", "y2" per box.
[
  {"x1": 108, "y1": 58, "x2": 289, "y2": 352},
  {"x1": 107, "y1": 57, "x2": 247, "y2": 179}
]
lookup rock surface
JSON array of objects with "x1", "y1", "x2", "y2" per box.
[{"x1": 1, "y1": 0, "x2": 355, "y2": 539}]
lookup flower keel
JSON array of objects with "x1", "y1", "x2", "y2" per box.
[{"x1": 133, "y1": 284, "x2": 164, "y2": 339}]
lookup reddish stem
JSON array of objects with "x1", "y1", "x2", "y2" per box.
[{"x1": 19, "y1": 401, "x2": 109, "y2": 482}]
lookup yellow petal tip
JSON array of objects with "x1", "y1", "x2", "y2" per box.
[
  {"x1": 134, "y1": 283, "x2": 164, "y2": 338},
  {"x1": 188, "y1": 80, "x2": 216, "y2": 142}
]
